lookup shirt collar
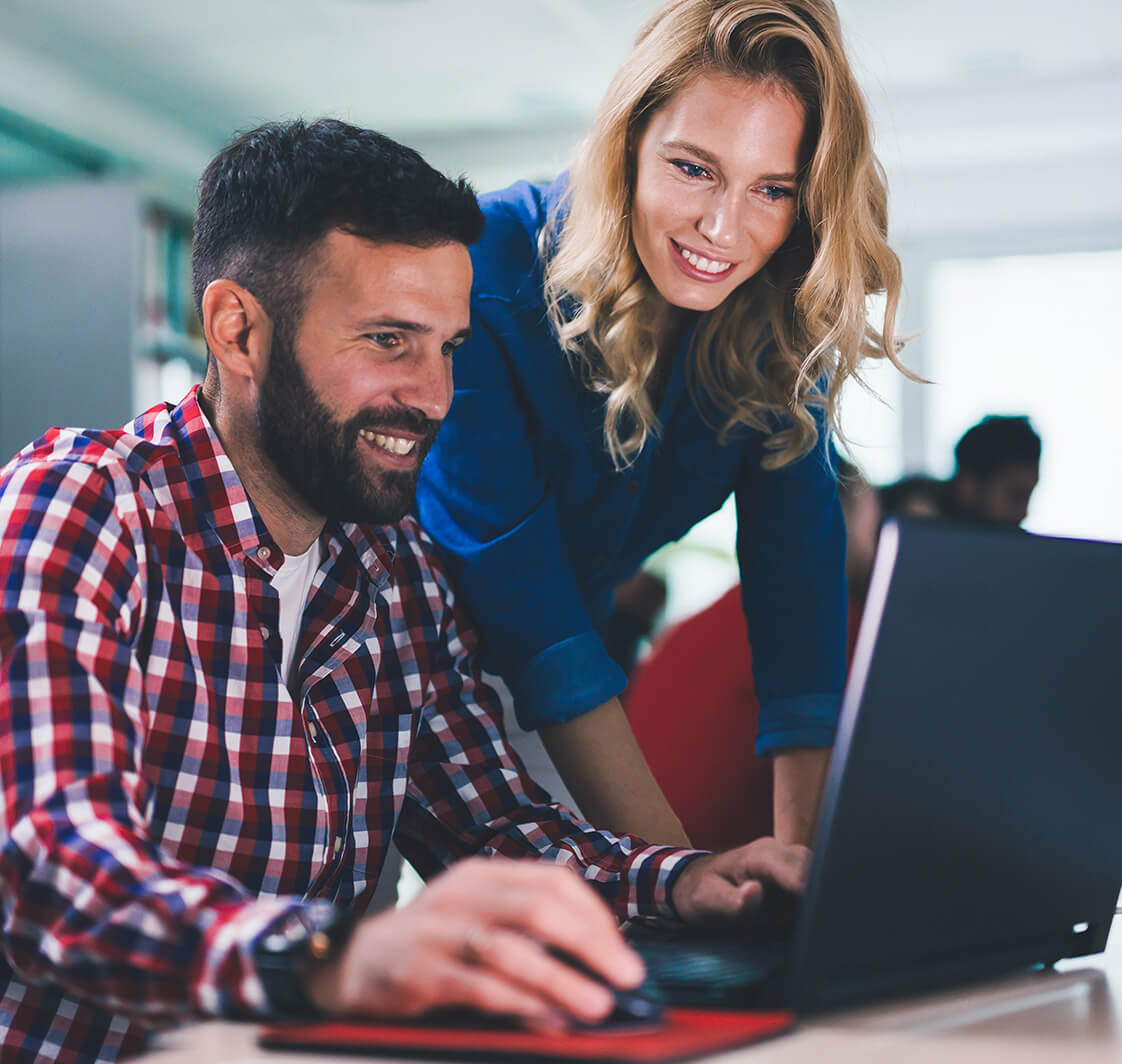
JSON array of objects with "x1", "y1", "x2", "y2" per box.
[{"x1": 164, "y1": 386, "x2": 397, "y2": 581}]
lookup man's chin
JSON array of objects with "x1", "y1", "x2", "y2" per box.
[{"x1": 325, "y1": 479, "x2": 417, "y2": 526}]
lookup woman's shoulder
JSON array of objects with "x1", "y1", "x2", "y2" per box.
[{"x1": 472, "y1": 174, "x2": 568, "y2": 306}]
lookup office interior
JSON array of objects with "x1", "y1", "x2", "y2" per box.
[{"x1": 1, "y1": 0, "x2": 1120, "y2": 632}]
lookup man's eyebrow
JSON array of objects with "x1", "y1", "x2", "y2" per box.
[
  {"x1": 661, "y1": 139, "x2": 799, "y2": 182},
  {"x1": 358, "y1": 317, "x2": 432, "y2": 334},
  {"x1": 358, "y1": 318, "x2": 473, "y2": 342}
]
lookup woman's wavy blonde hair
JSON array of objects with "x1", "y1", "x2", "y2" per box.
[{"x1": 543, "y1": 0, "x2": 907, "y2": 469}]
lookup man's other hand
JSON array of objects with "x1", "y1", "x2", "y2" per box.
[
  {"x1": 304, "y1": 857, "x2": 644, "y2": 1029},
  {"x1": 671, "y1": 837, "x2": 811, "y2": 924}
]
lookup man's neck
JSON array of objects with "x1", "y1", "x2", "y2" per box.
[{"x1": 198, "y1": 387, "x2": 325, "y2": 556}]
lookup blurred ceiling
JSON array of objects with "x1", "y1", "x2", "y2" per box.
[{"x1": 1, "y1": 0, "x2": 1120, "y2": 208}]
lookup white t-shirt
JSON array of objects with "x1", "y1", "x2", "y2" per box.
[{"x1": 270, "y1": 538, "x2": 323, "y2": 684}]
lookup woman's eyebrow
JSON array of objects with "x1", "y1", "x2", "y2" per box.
[
  {"x1": 661, "y1": 139, "x2": 723, "y2": 169},
  {"x1": 661, "y1": 139, "x2": 799, "y2": 182}
]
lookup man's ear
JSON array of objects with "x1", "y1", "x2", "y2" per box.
[{"x1": 201, "y1": 279, "x2": 272, "y2": 385}]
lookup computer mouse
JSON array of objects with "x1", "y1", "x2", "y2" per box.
[
  {"x1": 571, "y1": 981, "x2": 666, "y2": 1031},
  {"x1": 549, "y1": 949, "x2": 666, "y2": 1031}
]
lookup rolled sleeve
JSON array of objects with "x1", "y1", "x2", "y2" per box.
[
  {"x1": 755, "y1": 692, "x2": 841, "y2": 755},
  {"x1": 509, "y1": 633, "x2": 626, "y2": 729}
]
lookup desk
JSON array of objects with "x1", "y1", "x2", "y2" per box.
[{"x1": 140, "y1": 924, "x2": 1120, "y2": 1063}]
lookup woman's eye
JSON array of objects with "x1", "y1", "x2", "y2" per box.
[
  {"x1": 672, "y1": 159, "x2": 711, "y2": 180},
  {"x1": 759, "y1": 184, "x2": 795, "y2": 202}
]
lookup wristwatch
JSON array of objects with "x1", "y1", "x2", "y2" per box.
[{"x1": 251, "y1": 900, "x2": 354, "y2": 1014}]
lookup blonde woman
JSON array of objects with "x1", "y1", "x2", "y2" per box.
[{"x1": 416, "y1": 0, "x2": 905, "y2": 849}]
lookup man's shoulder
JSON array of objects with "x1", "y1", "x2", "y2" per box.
[{"x1": 0, "y1": 420, "x2": 176, "y2": 513}]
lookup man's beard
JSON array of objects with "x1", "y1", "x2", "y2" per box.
[{"x1": 257, "y1": 326, "x2": 441, "y2": 526}]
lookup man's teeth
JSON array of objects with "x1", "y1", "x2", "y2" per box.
[
  {"x1": 678, "y1": 245, "x2": 733, "y2": 274},
  {"x1": 360, "y1": 429, "x2": 416, "y2": 456}
]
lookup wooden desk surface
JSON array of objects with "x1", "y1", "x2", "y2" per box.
[{"x1": 141, "y1": 923, "x2": 1121, "y2": 1063}]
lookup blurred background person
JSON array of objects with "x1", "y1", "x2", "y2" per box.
[
  {"x1": 599, "y1": 570, "x2": 669, "y2": 678},
  {"x1": 878, "y1": 473, "x2": 946, "y2": 521},
  {"x1": 942, "y1": 415, "x2": 1041, "y2": 527}
]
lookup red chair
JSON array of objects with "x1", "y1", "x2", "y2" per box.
[{"x1": 623, "y1": 586, "x2": 773, "y2": 851}]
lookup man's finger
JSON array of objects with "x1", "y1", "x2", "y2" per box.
[
  {"x1": 423, "y1": 957, "x2": 568, "y2": 1028},
  {"x1": 441, "y1": 861, "x2": 643, "y2": 990},
  {"x1": 688, "y1": 875, "x2": 764, "y2": 921},
  {"x1": 461, "y1": 927, "x2": 617, "y2": 1023}
]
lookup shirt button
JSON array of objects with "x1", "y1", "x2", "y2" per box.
[
  {"x1": 308, "y1": 722, "x2": 319, "y2": 743},
  {"x1": 256, "y1": 545, "x2": 271, "y2": 562},
  {"x1": 333, "y1": 836, "x2": 344, "y2": 857},
  {"x1": 259, "y1": 625, "x2": 271, "y2": 641}
]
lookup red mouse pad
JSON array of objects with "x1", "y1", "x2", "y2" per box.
[{"x1": 259, "y1": 1008, "x2": 795, "y2": 1062}]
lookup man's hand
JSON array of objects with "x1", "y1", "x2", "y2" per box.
[
  {"x1": 304, "y1": 857, "x2": 644, "y2": 1029},
  {"x1": 671, "y1": 837, "x2": 811, "y2": 924}
]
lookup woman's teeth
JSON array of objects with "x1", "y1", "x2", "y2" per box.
[
  {"x1": 677, "y1": 244, "x2": 733, "y2": 274},
  {"x1": 360, "y1": 429, "x2": 416, "y2": 456}
]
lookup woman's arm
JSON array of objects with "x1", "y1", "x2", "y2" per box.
[
  {"x1": 772, "y1": 747, "x2": 830, "y2": 845},
  {"x1": 539, "y1": 697, "x2": 691, "y2": 846},
  {"x1": 734, "y1": 411, "x2": 848, "y2": 844}
]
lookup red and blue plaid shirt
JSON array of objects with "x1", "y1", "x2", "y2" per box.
[{"x1": 0, "y1": 388, "x2": 692, "y2": 1063}]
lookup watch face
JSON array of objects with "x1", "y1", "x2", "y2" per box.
[
  {"x1": 253, "y1": 902, "x2": 353, "y2": 1015},
  {"x1": 261, "y1": 901, "x2": 344, "y2": 955}
]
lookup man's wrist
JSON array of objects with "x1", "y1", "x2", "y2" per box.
[
  {"x1": 251, "y1": 901, "x2": 354, "y2": 1015},
  {"x1": 664, "y1": 851, "x2": 711, "y2": 922}
]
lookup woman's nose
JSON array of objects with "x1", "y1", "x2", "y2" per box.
[{"x1": 696, "y1": 192, "x2": 742, "y2": 250}]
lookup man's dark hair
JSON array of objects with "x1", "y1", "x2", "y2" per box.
[
  {"x1": 878, "y1": 473, "x2": 945, "y2": 518},
  {"x1": 191, "y1": 118, "x2": 484, "y2": 334},
  {"x1": 953, "y1": 416, "x2": 1042, "y2": 480}
]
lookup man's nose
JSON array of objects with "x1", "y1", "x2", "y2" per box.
[{"x1": 392, "y1": 344, "x2": 453, "y2": 422}]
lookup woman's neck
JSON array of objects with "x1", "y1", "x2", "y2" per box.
[
  {"x1": 646, "y1": 298, "x2": 695, "y2": 412},
  {"x1": 650, "y1": 297, "x2": 692, "y2": 356}
]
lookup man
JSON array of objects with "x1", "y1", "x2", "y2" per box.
[
  {"x1": 0, "y1": 120, "x2": 805, "y2": 1063},
  {"x1": 942, "y1": 415, "x2": 1042, "y2": 527}
]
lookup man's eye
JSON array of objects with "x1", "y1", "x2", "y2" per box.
[
  {"x1": 368, "y1": 333, "x2": 401, "y2": 349},
  {"x1": 441, "y1": 341, "x2": 459, "y2": 358},
  {"x1": 672, "y1": 160, "x2": 711, "y2": 180}
]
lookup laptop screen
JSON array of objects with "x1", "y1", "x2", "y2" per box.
[{"x1": 790, "y1": 519, "x2": 1122, "y2": 1012}]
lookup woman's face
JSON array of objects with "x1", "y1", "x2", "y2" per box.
[{"x1": 631, "y1": 73, "x2": 806, "y2": 314}]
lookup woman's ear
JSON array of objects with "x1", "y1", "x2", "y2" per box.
[{"x1": 201, "y1": 279, "x2": 273, "y2": 386}]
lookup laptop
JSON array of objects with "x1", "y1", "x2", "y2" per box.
[{"x1": 630, "y1": 517, "x2": 1122, "y2": 1014}]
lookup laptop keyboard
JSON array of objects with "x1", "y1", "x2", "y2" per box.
[{"x1": 626, "y1": 925, "x2": 790, "y2": 1005}]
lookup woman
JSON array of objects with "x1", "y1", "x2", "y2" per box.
[{"x1": 417, "y1": 0, "x2": 906, "y2": 848}]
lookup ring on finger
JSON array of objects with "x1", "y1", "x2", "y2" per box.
[{"x1": 462, "y1": 926, "x2": 490, "y2": 966}]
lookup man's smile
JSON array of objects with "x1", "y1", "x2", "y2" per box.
[{"x1": 359, "y1": 428, "x2": 419, "y2": 458}]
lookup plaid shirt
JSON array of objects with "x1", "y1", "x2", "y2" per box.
[{"x1": 0, "y1": 388, "x2": 692, "y2": 1063}]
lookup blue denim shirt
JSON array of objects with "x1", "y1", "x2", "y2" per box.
[{"x1": 416, "y1": 176, "x2": 847, "y2": 755}]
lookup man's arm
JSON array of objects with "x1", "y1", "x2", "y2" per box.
[
  {"x1": 394, "y1": 527, "x2": 697, "y2": 924},
  {"x1": 0, "y1": 458, "x2": 313, "y2": 1022},
  {"x1": 539, "y1": 697, "x2": 691, "y2": 846}
]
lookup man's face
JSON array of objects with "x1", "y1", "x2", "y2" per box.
[
  {"x1": 956, "y1": 463, "x2": 1040, "y2": 527},
  {"x1": 976, "y1": 463, "x2": 1040, "y2": 527},
  {"x1": 258, "y1": 232, "x2": 472, "y2": 525}
]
